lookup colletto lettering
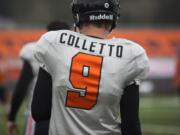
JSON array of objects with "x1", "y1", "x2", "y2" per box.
[{"x1": 59, "y1": 33, "x2": 123, "y2": 58}]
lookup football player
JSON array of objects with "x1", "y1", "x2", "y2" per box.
[
  {"x1": 7, "y1": 21, "x2": 70, "y2": 135},
  {"x1": 32, "y1": 0, "x2": 149, "y2": 135}
]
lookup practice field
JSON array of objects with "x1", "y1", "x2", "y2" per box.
[
  {"x1": 140, "y1": 96, "x2": 180, "y2": 135},
  {"x1": 0, "y1": 96, "x2": 180, "y2": 135}
]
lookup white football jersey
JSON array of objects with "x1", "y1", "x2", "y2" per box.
[
  {"x1": 20, "y1": 42, "x2": 39, "y2": 111},
  {"x1": 35, "y1": 30, "x2": 149, "y2": 135}
]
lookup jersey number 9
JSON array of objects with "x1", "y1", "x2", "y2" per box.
[{"x1": 66, "y1": 53, "x2": 103, "y2": 110}]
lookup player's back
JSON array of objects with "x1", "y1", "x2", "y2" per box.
[{"x1": 35, "y1": 30, "x2": 149, "y2": 135}]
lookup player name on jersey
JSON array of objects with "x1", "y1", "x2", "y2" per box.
[{"x1": 59, "y1": 32, "x2": 123, "y2": 58}]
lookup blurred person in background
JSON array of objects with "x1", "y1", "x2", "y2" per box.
[
  {"x1": 0, "y1": 68, "x2": 7, "y2": 111},
  {"x1": 7, "y1": 20, "x2": 70, "y2": 135},
  {"x1": 174, "y1": 46, "x2": 180, "y2": 97},
  {"x1": 31, "y1": 0, "x2": 149, "y2": 135},
  {"x1": 0, "y1": 57, "x2": 11, "y2": 113}
]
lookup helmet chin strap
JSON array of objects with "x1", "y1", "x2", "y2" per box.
[
  {"x1": 109, "y1": 25, "x2": 113, "y2": 32},
  {"x1": 74, "y1": 23, "x2": 77, "y2": 32},
  {"x1": 74, "y1": 14, "x2": 80, "y2": 32}
]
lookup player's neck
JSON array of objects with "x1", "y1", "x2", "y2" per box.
[{"x1": 79, "y1": 25, "x2": 109, "y2": 39}]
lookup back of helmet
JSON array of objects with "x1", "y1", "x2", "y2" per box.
[{"x1": 71, "y1": 0, "x2": 120, "y2": 31}]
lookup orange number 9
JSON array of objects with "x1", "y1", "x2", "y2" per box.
[{"x1": 66, "y1": 53, "x2": 103, "y2": 110}]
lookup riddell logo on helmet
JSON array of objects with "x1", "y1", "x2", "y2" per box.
[{"x1": 89, "y1": 14, "x2": 113, "y2": 21}]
